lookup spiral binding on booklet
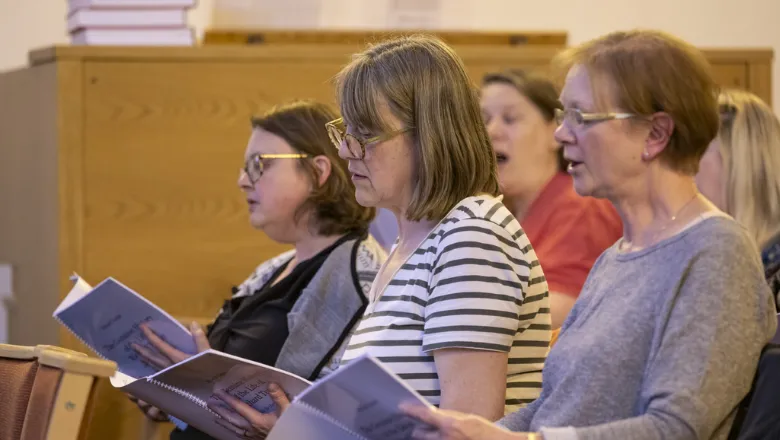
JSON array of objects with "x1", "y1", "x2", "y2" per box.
[
  {"x1": 147, "y1": 378, "x2": 221, "y2": 418},
  {"x1": 297, "y1": 402, "x2": 369, "y2": 440},
  {"x1": 56, "y1": 315, "x2": 220, "y2": 425}
]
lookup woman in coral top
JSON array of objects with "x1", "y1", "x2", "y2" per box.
[{"x1": 481, "y1": 70, "x2": 622, "y2": 328}]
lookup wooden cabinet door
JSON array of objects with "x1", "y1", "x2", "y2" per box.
[{"x1": 711, "y1": 62, "x2": 749, "y2": 91}]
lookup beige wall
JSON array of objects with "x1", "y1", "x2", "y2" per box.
[{"x1": 0, "y1": 0, "x2": 778, "y2": 109}]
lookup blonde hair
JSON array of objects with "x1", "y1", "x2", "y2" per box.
[
  {"x1": 335, "y1": 35, "x2": 500, "y2": 221},
  {"x1": 553, "y1": 30, "x2": 719, "y2": 175},
  {"x1": 717, "y1": 89, "x2": 780, "y2": 247}
]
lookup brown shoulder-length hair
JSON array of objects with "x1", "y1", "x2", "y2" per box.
[
  {"x1": 335, "y1": 34, "x2": 500, "y2": 222},
  {"x1": 482, "y1": 69, "x2": 567, "y2": 172},
  {"x1": 251, "y1": 100, "x2": 375, "y2": 236},
  {"x1": 552, "y1": 29, "x2": 719, "y2": 175}
]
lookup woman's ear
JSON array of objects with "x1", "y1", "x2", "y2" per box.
[
  {"x1": 643, "y1": 112, "x2": 675, "y2": 160},
  {"x1": 312, "y1": 155, "x2": 332, "y2": 187}
]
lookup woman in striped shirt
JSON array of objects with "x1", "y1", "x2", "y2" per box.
[{"x1": 211, "y1": 35, "x2": 551, "y2": 438}]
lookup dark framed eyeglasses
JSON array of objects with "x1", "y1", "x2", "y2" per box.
[
  {"x1": 242, "y1": 153, "x2": 308, "y2": 184},
  {"x1": 555, "y1": 108, "x2": 638, "y2": 127},
  {"x1": 325, "y1": 117, "x2": 412, "y2": 159}
]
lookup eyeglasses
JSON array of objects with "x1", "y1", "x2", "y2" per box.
[
  {"x1": 325, "y1": 118, "x2": 412, "y2": 159},
  {"x1": 242, "y1": 153, "x2": 308, "y2": 184},
  {"x1": 554, "y1": 108, "x2": 638, "y2": 127}
]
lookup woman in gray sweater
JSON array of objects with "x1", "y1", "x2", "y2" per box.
[{"x1": 402, "y1": 30, "x2": 777, "y2": 440}]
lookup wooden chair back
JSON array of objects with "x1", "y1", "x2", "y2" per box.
[{"x1": 0, "y1": 344, "x2": 116, "y2": 440}]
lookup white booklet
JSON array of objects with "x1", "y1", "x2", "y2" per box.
[
  {"x1": 114, "y1": 349, "x2": 312, "y2": 440},
  {"x1": 267, "y1": 354, "x2": 433, "y2": 440},
  {"x1": 53, "y1": 273, "x2": 197, "y2": 379}
]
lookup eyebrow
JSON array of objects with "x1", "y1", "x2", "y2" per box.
[{"x1": 481, "y1": 102, "x2": 522, "y2": 112}]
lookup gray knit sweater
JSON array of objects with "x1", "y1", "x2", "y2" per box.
[{"x1": 498, "y1": 216, "x2": 777, "y2": 440}]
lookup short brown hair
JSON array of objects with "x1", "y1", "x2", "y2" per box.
[
  {"x1": 335, "y1": 35, "x2": 500, "y2": 221},
  {"x1": 553, "y1": 29, "x2": 719, "y2": 175},
  {"x1": 482, "y1": 69, "x2": 567, "y2": 171},
  {"x1": 251, "y1": 100, "x2": 375, "y2": 236}
]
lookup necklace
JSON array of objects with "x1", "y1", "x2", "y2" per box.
[
  {"x1": 368, "y1": 225, "x2": 437, "y2": 305},
  {"x1": 619, "y1": 193, "x2": 700, "y2": 253}
]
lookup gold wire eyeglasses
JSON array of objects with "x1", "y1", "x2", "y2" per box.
[{"x1": 242, "y1": 153, "x2": 308, "y2": 184}]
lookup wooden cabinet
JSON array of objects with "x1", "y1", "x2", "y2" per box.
[
  {"x1": 0, "y1": 44, "x2": 772, "y2": 440},
  {"x1": 705, "y1": 49, "x2": 773, "y2": 103}
]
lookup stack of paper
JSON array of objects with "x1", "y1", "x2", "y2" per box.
[{"x1": 67, "y1": 0, "x2": 197, "y2": 46}]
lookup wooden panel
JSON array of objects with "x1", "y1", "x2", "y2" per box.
[
  {"x1": 57, "y1": 59, "x2": 89, "y2": 352},
  {"x1": 457, "y1": 47, "x2": 556, "y2": 83},
  {"x1": 748, "y1": 60, "x2": 773, "y2": 106},
  {"x1": 711, "y1": 62, "x2": 749, "y2": 91},
  {"x1": 202, "y1": 29, "x2": 568, "y2": 47},
  {"x1": 0, "y1": 64, "x2": 61, "y2": 348}
]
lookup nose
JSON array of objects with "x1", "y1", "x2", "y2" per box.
[
  {"x1": 336, "y1": 138, "x2": 355, "y2": 161},
  {"x1": 237, "y1": 169, "x2": 252, "y2": 189},
  {"x1": 485, "y1": 119, "x2": 503, "y2": 141},
  {"x1": 554, "y1": 121, "x2": 575, "y2": 146}
]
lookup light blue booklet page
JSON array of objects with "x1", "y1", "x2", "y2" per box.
[
  {"x1": 52, "y1": 274, "x2": 197, "y2": 378},
  {"x1": 268, "y1": 353, "x2": 434, "y2": 440}
]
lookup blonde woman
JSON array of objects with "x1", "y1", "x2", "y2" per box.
[
  {"x1": 209, "y1": 35, "x2": 551, "y2": 439},
  {"x1": 696, "y1": 89, "x2": 780, "y2": 305}
]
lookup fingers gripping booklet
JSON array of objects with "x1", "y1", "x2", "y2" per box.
[
  {"x1": 53, "y1": 274, "x2": 197, "y2": 378},
  {"x1": 113, "y1": 350, "x2": 313, "y2": 440},
  {"x1": 267, "y1": 353, "x2": 434, "y2": 440},
  {"x1": 52, "y1": 274, "x2": 433, "y2": 440}
]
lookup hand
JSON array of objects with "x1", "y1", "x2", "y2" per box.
[
  {"x1": 132, "y1": 322, "x2": 210, "y2": 369},
  {"x1": 400, "y1": 403, "x2": 526, "y2": 440},
  {"x1": 126, "y1": 393, "x2": 168, "y2": 422},
  {"x1": 207, "y1": 383, "x2": 291, "y2": 439}
]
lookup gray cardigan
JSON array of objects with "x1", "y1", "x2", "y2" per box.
[{"x1": 231, "y1": 235, "x2": 386, "y2": 380}]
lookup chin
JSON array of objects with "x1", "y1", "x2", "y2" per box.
[
  {"x1": 571, "y1": 175, "x2": 596, "y2": 198},
  {"x1": 354, "y1": 189, "x2": 379, "y2": 208},
  {"x1": 259, "y1": 222, "x2": 298, "y2": 244},
  {"x1": 248, "y1": 213, "x2": 267, "y2": 230}
]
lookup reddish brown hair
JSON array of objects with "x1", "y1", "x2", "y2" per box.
[{"x1": 553, "y1": 30, "x2": 720, "y2": 175}]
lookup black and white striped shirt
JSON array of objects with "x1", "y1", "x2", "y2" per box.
[{"x1": 341, "y1": 195, "x2": 551, "y2": 414}]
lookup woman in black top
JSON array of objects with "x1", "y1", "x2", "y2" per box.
[{"x1": 127, "y1": 100, "x2": 387, "y2": 439}]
